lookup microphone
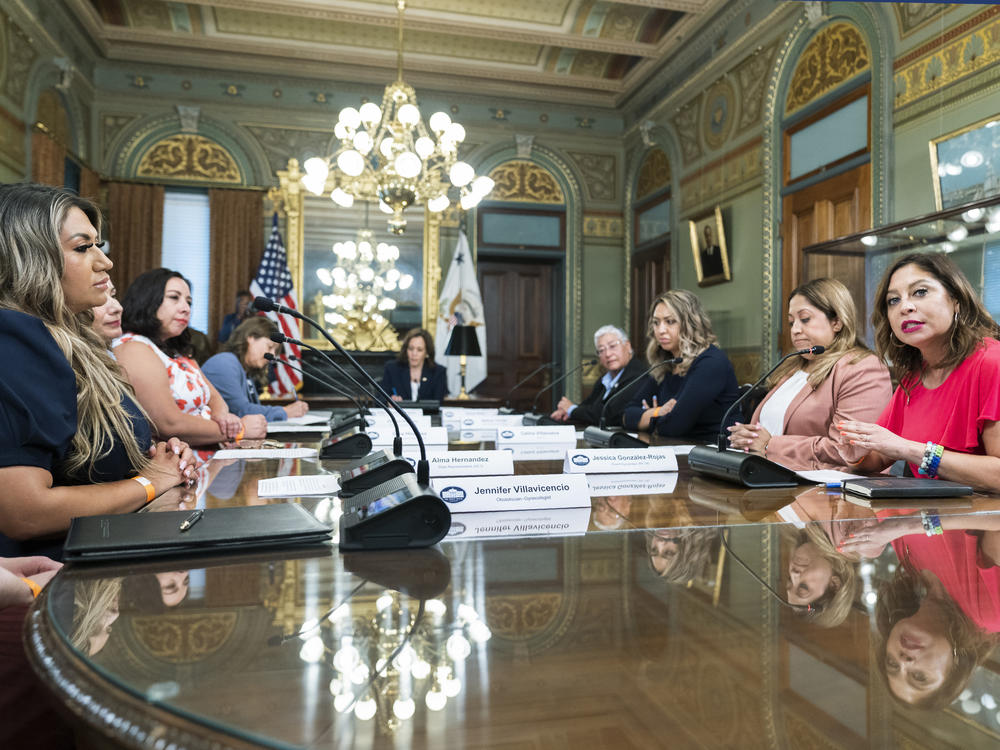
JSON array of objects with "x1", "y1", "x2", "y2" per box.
[
  {"x1": 714, "y1": 345, "x2": 825, "y2": 452},
  {"x1": 522, "y1": 358, "x2": 597, "y2": 426},
  {"x1": 583, "y1": 356, "x2": 682, "y2": 448},
  {"x1": 257, "y1": 297, "x2": 431, "y2": 486},
  {"x1": 264, "y1": 352, "x2": 365, "y2": 423},
  {"x1": 687, "y1": 345, "x2": 825, "y2": 488},
  {"x1": 499, "y1": 360, "x2": 556, "y2": 413}
]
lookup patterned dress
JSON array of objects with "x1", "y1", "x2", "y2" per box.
[{"x1": 112, "y1": 333, "x2": 214, "y2": 420}]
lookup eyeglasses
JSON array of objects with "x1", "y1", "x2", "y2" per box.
[{"x1": 596, "y1": 340, "x2": 623, "y2": 356}]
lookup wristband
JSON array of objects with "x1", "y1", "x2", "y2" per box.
[
  {"x1": 652, "y1": 407, "x2": 661, "y2": 418},
  {"x1": 20, "y1": 577, "x2": 41, "y2": 599},
  {"x1": 235, "y1": 423, "x2": 246, "y2": 441},
  {"x1": 920, "y1": 510, "x2": 943, "y2": 536},
  {"x1": 926, "y1": 444, "x2": 944, "y2": 478},
  {"x1": 132, "y1": 475, "x2": 155, "y2": 503}
]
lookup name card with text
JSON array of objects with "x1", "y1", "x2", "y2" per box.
[
  {"x1": 504, "y1": 443, "x2": 577, "y2": 461},
  {"x1": 425, "y1": 450, "x2": 514, "y2": 477},
  {"x1": 586, "y1": 472, "x2": 679, "y2": 496},
  {"x1": 441, "y1": 406, "x2": 500, "y2": 426},
  {"x1": 430, "y1": 473, "x2": 590, "y2": 512},
  {"x1": 563, "y1": 447, "x2": 678, "y2": 474},
  {"x1": 446, "y1": 507, "x2": 590, "y2": 540},
  {"x1": 495, "y1": 425, "x2": 577, "y2": 445},
  {"x1": 368, "y1": 426, "x2": 449, "y2": 446},
  {"x1": 365, "y1": 413, "x2": 432, "y2": 430}
]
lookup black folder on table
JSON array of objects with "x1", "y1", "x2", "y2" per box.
[
  {"x1": 64, "y1": 503, "x2": 333, "y2": 562},
  {"x1": 842, "y1": 477, "x2": 973, "y2": 499}
]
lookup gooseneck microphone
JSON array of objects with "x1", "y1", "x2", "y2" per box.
[
  {"x1": 687, "y1": 345, "x2": 825, "y2": 488},
  {"x1": 583, "y1": 356, "x2": 682, "y2": 448},
  {"x1": 264, "y1": 352, "x2": 365, "y2": 418},
  {"x1": 255, "y1": 296, "x2": 430, "y2": 484},
  {"x1": 522, "y1": 357, "x2": 597, "y2": 425},
  {"x1": 500, "y1": 361, "x2": 556, "y2": 413},
  {"x1": 714, "y1": 345, "x2": 825, "y2": 452}
]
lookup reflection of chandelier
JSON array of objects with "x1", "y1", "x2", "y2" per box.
[
  {"x1": 298, "y1": 589, "x2": 491, "y2": 731},
  {"x1": 300, "y1": 0, "x2": 494, "y2": 235},
  {"x1": 315, "y1": 214, "x2": 411, "y2": 351}
]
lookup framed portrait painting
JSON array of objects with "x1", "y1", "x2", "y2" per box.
[{"x1": 688, "y1": 206, "x2": 731, "y2": 287}]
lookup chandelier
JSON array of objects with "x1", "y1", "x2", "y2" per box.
[
  {"x1": 301, "y1": 0, "x2": 494, "y2": 235},
  {"x1": 315, "y1": 210, "x2": 412, "y2": 351}
]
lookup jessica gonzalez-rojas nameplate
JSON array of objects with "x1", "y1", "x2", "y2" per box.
[
  {"x1": 429, "y1": 474, "x2": 590, "y2": 512},
  {"x1": 563, "y1": 446, "x2": 678, "y2": 473}
]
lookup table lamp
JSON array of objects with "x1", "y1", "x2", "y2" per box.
[{"x1": 444, "y1": 324, "x2": 482, "y2": 399}]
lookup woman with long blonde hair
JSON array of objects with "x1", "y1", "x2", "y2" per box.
[
  {"x1": 622, "y1": 289, "x2": 740, "y2": 440},
  {"x1": 0, "y1": 184, "x2": 193, "y2": 557}
]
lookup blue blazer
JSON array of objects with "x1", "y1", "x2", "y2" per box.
[{"x1": 380, "y1": 359, "x2": 447, "y2": 401}]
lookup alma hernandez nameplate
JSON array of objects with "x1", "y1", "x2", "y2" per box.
[
  {"x1": 429, "y1": 473, "x2": 590, "y2": 512},
  {"x1": 563, "y1": 447, "x2": 678, "y2": 474}
]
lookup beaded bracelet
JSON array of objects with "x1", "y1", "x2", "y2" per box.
[
  {"x1": 918, "y1": 442, "x2": 945, "y2": 477},
  {"x1": 920, "y1": 510, "x2": 943, "y2": 537},
  {"x1": 918, "y1": 441, "x2": 935, "y2": 474}
]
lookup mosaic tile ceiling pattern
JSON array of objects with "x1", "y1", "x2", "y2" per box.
[{"x1": 77, "y1": 0, "x2": 725, "y2": 105}]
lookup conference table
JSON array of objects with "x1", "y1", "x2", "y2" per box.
[{"x1": 25, "y1": 425, "x2": 1000, "y2": 749}]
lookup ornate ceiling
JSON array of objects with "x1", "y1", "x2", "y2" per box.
[{"x1": 70, "y1": 0, "x2": 728, "y2": 107}]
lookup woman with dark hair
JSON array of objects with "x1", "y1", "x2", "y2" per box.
[
  {"x1": 0, "y1": 185, "x2": 192, "y2": 557},
  {"x1": 201, "y1": 317, "x2": 309, "y2": 420},
  {"x1": 623, "y1": 289, "x2": 740, "y2": 440},
  {"x1": 114, "y1": 268, "x2": 266, "y2": 448},
  {"x1": 840, "y1": 252, "x2": 1000, "y2": 492},
  {"x1": 380, "y1": 327, "x2": 447, "y2": 402},
  {"x1": 727, "y1": 278, "x2": 891, "y2": 470}
]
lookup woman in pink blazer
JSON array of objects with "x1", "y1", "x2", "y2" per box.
[{"x1": 728, "y1": 278, "x2": 891, "y2": 471}]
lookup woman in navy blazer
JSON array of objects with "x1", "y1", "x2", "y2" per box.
[{"x1": 381, "y1": 328, "x2": 448, "y2": 401}]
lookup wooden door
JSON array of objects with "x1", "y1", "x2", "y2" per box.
[
  {"x1": 631, "y1": 243, "x2": 670, "y2": 346},
  {"x1": 780, "y1": 162, "x2": 870, "y2": 342},
  {"x1": 477, "y1": 259, "x2": 555, "y2": 411}
]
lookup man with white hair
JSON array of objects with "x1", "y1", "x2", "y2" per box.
[{"x1": 550, "y1": 324, "x2": 646, "y2": 426}]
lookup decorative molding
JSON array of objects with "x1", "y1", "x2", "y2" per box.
[
  {"x1": 894, "y1": 5, "x2": 1000, "y2": 68},
  {"x1": 785, "y1": 22, "x2": 870, "y2": 116},
  {"x1": 733, "y1": 39, "x2": 781, "y2": 135},
  {"x1": 0, "y1": 105, "x2": 25, "y2": 170},
  {"x1": 671, "y1": 95, "x2": 703, "y2": 165},
  {"x1": 893, "y1": 10, "x2": 1000, "y2": 110},
  {"x1": 136, "y1": 134, "x2": 242, "y2": 183},
  {"x1": 131, "y1": 613, "x2": 238, "y2": 663},
  {"x1": 893, "y1": 2, "x2": 952, "y2": 40},
  {"x1": 487, "y1": 160, "x2": 565, "y2": 203},
  {"x1": 243, "y1": 124, "x2": 332, "y2": 179},
  {"x1": 582, "y1": 212, "x2": 623, "y2": 239},
  {"x1": 3, "y1": 16, "x2": 37, "y2": 107},
  {"x1": 176, "y1": 105, "x2": 199, "y2": 133},
  {"x1": 515, "y1": 133, "x2": 534, "y2": 158},
  {"x1": 636, "y1": 147, "x2": 670, "y2": 200},
  {"x1": 101, "y1": 113, "x2": 141, "y2": 163},
  {"x1": 567, "y1": 150, "x2": 616, "y2": 201},
  {"x1": 679, "y1": 138, "x2": 762, "y2": 214}
]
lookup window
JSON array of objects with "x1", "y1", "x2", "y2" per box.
[{"x1": 161, "y1": 190, "x2": 211, "y2": 334}]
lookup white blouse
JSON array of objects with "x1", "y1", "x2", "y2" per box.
[{"x1": 758, "y1": 369, "x2": 809, "y2": 437}]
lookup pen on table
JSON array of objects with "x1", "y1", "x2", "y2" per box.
[
  {"x1": 818, "y1": 482, "x2": 844, "y2": 489},
  {"x1": 392, "y1": 387, "x2": 398, "y2": 397},
  {"x1": 179, "y1": 509, "x2": 204, "y2": 532}
]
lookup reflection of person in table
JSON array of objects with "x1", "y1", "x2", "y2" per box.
[
  {"x1": 699, "y1": 224, "x2": 725, "y2": 279},
  {"x1": 841, "y1": 511, "x2": 1000, "y2": 709},
  {"x1": 590, "y1": 496, "x2": 632, "y2": 530}
]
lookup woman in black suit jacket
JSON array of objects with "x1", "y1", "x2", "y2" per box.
[{"x1": 381, "y1": 327, "x2": 448, "y2": 401}]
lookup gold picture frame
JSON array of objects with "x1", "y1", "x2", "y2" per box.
[
  {"x1": 688, "y1": 206, "x2": 731, "y2": 287},
  {"x1": 929, "y1": 111, "x2": 1000, "y2": 210}
]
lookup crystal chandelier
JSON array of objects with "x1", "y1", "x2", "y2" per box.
[
  {"x1": 301, "y1": 0, "x2": 494, "y2": 235},
  {"x1": 315, "y1": 209, "x2": 412, "y2": 351}
]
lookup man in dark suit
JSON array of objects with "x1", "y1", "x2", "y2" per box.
[{"x1": 550, "y1": 325, "x2": 646, "y2": 426}]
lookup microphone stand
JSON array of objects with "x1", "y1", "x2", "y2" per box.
[
  {"x1": 522, "y1": 358, "x2": 597, "y2": 425},
  {"x1": 499, "y1": 361, "x2": 556, "y2": 414},
  {"x1": 265, "y1": 353, "x2": 369, "y2": 437},
  {"x1": 583, "y1": 357, "x2": 681, "y2": 448},
  {"x1": 687, "y1": 346, "x2": 824, "y2": 488}
]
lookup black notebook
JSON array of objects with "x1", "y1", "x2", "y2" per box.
[
  {"x1": 64, "y1": 503, "x2": 333, "y2": 562},
  {"x1": 842, "y1": 477, "x2": 973, "y2": 499}
]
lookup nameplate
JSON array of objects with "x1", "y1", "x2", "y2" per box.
[
  {"x1": 441, "y1": 406, "x2": 499, "y2": 421},
  {"x1": 586, "y1": 472, "x2": 679, "y2": 496},
  {"x1": 369, "y1": 426, "x2": 448, "y2": 445},
  {"x1": 495, "y1": 425, "x2": 577, "y2": 445},
  {"x1": 444, "y1": 411, "x2": 518, "y2": 431},
  {"x1": 446, "y1": 507, "x2": 590, "y2": 540},
  {"x1": 430, "y1": 473, "x2": 590, "y2": 512},
  {"x1": 563, "y1": 447, "x2": 678, "y2": 474},
  {"x1": 365, "y1": 413, "x2": 432, "y2": 430},
  {"x1": 505, "y1": 443, "x2": 576, "y2": 461},
  {"x1": 455, "y1": 428, "x2": 497, "y2": 442},
  {"x1": 426, "y1": 450, "x2": 513, "y2": 477}
]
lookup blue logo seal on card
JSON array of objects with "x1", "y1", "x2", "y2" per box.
[
  {"x1": 439, "y1": 486, "x2": 466, "y2": 503},
  {"x1": 463, "y1": 418, "x2": 474, "y2": 426},
  {"x1": 500, "y1": 430, "x2": 515, "y2": 439},
  {"x1": 570, "y1": 454, "x2": 590, "y2": 466},
  {"x1": 447, "y1": 521, "x2": 466, "y2": 536}
]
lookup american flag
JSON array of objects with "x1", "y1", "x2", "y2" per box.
[{"x1": 250, "y1": 214, "x2": 302, "y2": 397}]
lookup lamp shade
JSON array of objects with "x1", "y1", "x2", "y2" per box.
[{"x1": 444, "y1": 325, "x2": 482, "y2": 357}]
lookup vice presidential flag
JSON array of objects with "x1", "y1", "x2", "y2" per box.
[
  {"x1": 250, "y1": 214, "x2": 302, "y2": 397},
  {"x1": 435, "y1": 231, "x2": 487, "y2": 396}
]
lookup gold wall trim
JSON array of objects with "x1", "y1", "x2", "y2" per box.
[
  {"x1": 893, "y1": 10, "x2": 1000, "y2": 110},
  {"x1": 582, "y1": 212, "x2": 624, "y2": 238},
  {"x1": 136, "y1": 133, "x2": 242, "y2": 183},
  {"x1": 785, "y1": 22, "x2": 870, "y2": 117},
  {"x1": 636, "y1": 147, "x2": 670, "y2": 200},
  {"x1": 679, "y1": 137, "x2": 763, "y2": 214},
  {"x1": 487, "y1": 160, "x2": 564, "y2": 203}
]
